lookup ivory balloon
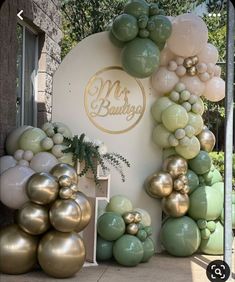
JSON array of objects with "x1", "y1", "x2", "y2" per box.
[
  {"x1": 0, "y1": 165, "x2": 34, "y2": 209},
  {"x1": 26, "y1": 172, "x2": 59, "y2": 205},
  {"x1": 180, "y1": 75, "x2": 205, "y2": 96},
  {"x1": 167, "y1": 13, "x2": 208, "y2": 57},
  {"x1": 50, "y1": 163, "x2": 78, "y2": 184},
  {"x1": 30, "y1": 152, "x2": 59, "y2": 173},
  {"x1": 17, "y1": 202, "x2": 50, "y2": 235},
  {"x1": 0, "y1": 155, "x2": 17, "y2": 174},
  {"x1": 203, "y1": 77, "x2": 225, "y2": 102},
  {"x1": 197, "y1": 43, "x2": 219, "y2": 64},
  {"x1": 161, "y1": 192, "x2": 189, "y2": 217},
  {"x1": 148, "y1": 172, "x2": 173, "y2": 198},
  {"x1": 197, "y1": 128, "x2": 215, "y2": 152},
  {"x1": 38, "y1": 231, "x2": 86, "y2": 278},
  {"x1": 52, "y1": 121, "x2": 73, "y2": 138},
  {"x1": 166, "y1": 156, "x2": 188, "y2": 178},
  {"x1": 0, "y1": 224, "x2": 38, "y2": 274}
]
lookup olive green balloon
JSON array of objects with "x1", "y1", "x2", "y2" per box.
[
  {"x1": 160, "y1": 216, "x2": 201, "y2": 257},
  {"x1": 124, "y1": 0, "x2": 149, "y2": 18},
  {"x1": 175, "y1": 136, "x2": 200, "y2": 159},
  {"x1": 152, "y1": 124, "x2": 171, "y2": 148},
  {"x1": 137, "y1": 229, "x2": 148, "y2": 241},
  {"x1": 149, "y1": 15, "x2": 172, "y2": 43},
  {"x1": 96, "y1": 236, "x2": 113, "y2": 261},
  {"x1": 97, "y1": 212, "x2": 125, "y2": 241},
  {"x1": 112, "y1": 14, "x2": 138, "y2": 42},
  {"x1": 19, "y1": 128, "x2": 46, "y2": 154},
  {"x1": 187, "y1": 112, "x2": 204, "y2": 135},
  {"x1": 113, "y1": 234, "x2": 144, "y2": 266},
  {"x1": 162, "y1": 104, "x2": 188, "y2": 132},
  {"x1": 203, "y1": 168, "x2": 222, "y2": 186},
  {"x1": 189, "y1": 151, "x2": 212, "y2": 175},
  {"x1": 186, "y1": 169, "x2": 199, "y2": 194},
  {"x1": 109, "y1": 31, "x2": 126, "y2": 48},
  {"x1": 141, "y1": 237, "x2": 155, "y2": 262},
  {"x1": 212, "y1": 182, "x2": 224, "y2": 197},
  {"x1": 122, "y1": 38, "x2": 160, "y2": 78},
  {"x1": 151, "y1": 96, "x2": 174, "y2": 123},
  {"x1": 188, "y1": 185, "x2": 223, "y2": 220}
]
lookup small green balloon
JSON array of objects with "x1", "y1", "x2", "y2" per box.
[
  {"x1": 203, "y1": 169, "x2": 222, "y2": 186},
  {"x1": 138, "y1": 28, "x2": 150, "y2": 38},
  {"x1": 186, "y1": 169, "x2": 199, "y2": 194},
  {"x1": 189, "y1": 151, "x2": 212, "y2": 175},
  {"x1": 152, "y1": 124, "x2": 171, "y2": 148},
  {"x1": 149, "y1": 3, "x2": 160, "y2": 16},
  {"x1": 187, "y1": 112, "x2": 204, "y2": 135},
  {"x1": 207, "y1": 221, "x2": 216, "y2": 232},
  {"x1": 112, "y1": 14, "x2": 138, "y2": 42},
  {"x1": 124, "y1": 0, "x2": 149, "y2": 18},
  {"x1": 197, "y1": 219, "x2": 207, "y2": 229},
  {"x1": 19, "y1": 128, "x2": 46, "y2": 154},
  {"x1": 137, "y1": 229, "x2": 148, "y2": 241},
  {"x1": 162, "y1": 104, "x2": 188, "y2": 132},
  {"x1": 106, "y1": 195, "x2": 133, "y2": 215},
  {"x1": 151, "y1": 97, "x2": 174, "y2": 123},
  {"x1": 109, "y1": 31, "x2": 126, "y2": 48},
  {"x1": 97, "y1": 212, "x2": 125, "y2": 241},
  {"x1": 141, "y1": 237, "x2": 155, "y2": 262},
  {"x1": 144, "y1": 226, "x2": 153, "y2": 236},
  {"x1": 138, "y1": 15, "x2": 149, "y2": 29},
  {"x1": 96, "y1": 236, "x2": 113, "y2": 261},
  {"x1": 122, "y1": 38, "x2": 160, "y2": 78},
  {"x1": 175, "y1": 136, "x2": 200, "y2": 160},
  {"x1": 201, "y1": 228, "x2": 211, "y2": 240},
  {"x1": 113, "y1": 235, "x2": 144, "y2": 266},
  {"x1": 149, "y1": 15, "x2": 172, "y2": 43}
]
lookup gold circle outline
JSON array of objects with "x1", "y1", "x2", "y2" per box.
[{"x1": 84, "y1": 66, "x2": 146, "y2": 134}]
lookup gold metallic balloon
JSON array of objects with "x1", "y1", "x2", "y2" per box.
[
  {"x1": 59, "y1": 175, "x2": 72, "y2": 187},
  {"x1": 178, "y1": 174, "x2": 188, "y2": 184},
  {"x1": 0, "y1": 225, "x2": 38, "y2": 274},
  {"x1": 191, "y1": 55, "x2": 199, "y2": 65},
  {"x1": 50, "y1": 163, "x2": 78, "y2": 184},
  {"x1": 122, "y1": 212, "x2": 135, "y2": 224},
  {"x1": 166, "y1": 156, "x2": 188, "y2": 178},
  {"x1": 173, "y1": 179, "x2": 184, "y2": 191},
  {"x1": 73, "y1": 191, "x2": 92, "y2": 232},
  {"x1": 161, "y1": 192, "x2": 189, "y2": 217},
  {"x1": 148, "y1": 172, "x2": 173, "y2": 199},
  {"x1": 133, "y1": 211, "x2": 142, "y2": 223},
  {"x1": 38, "y1": 230, "x2": 86, "y2": 278},
  {"x1": 197, "y1": 128, "x2": 216, "y2": 152},
  {"x1": 49, "y1": 199, "x2": 82, "y2": 232},
  {"x1": 162, "y1": 155, "x2": 176, "y2": 172},
  {"x1": 26, "y1": 172, "x2": 59, "y2": 205},
  {"x1": 17, "y1": 202, "x2": 50, "y2": 235},
  {"x1": 126, "y1": 223, "x2": 139, "y2": 235},
  {"x1": 70, "y1": 183, "x2": 80, "y2": 192},
  {"x1": 59, "y1": 186, "x2": 73, "y2": 199},
  {"x1": 187, "y1": 66, "x2": 197, "y2": 76},
  {"x1": 180, "y1": 184, "x2": 190, "y2": 194},
  {"x1": 183, "y1": 58, "x2": 193, "y2": 68}
]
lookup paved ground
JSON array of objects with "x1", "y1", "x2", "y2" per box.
[{"x1": 1, "y1": 252, "x2": 234, "y2": 282}]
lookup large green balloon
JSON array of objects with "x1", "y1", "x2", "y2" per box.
[
  {"x1": 124, "y1": 0, "x2": 149, "y2": 18},
  {"x1": 220, "y1": 204, "x2": 235, "y2": 229},
  {"x1": 203, "y1": 168, "x2": 222, "y2": 186},
  {"x1": 188, "y1": 185, "x2": 223, "y2": 220},
  {"x1": 109, "y1": 31, "x2": 126, "y2": 48},
  {"x1": 122, "y1": 38, "x2": 160, "y2": 78},
  {"x1": 212, "y1": 182, "x2": 224, "y2": 197},
  {"x1": 112, "y1": 14, "x2": 138, "y2": 42},
  {"x1": 162, "y1": 104, "x2": 188, "y2": 132},
  {"x1": 186, "y1": 169, "x2": 199, "y2": 194},
  {"x1": 106, "y1": 195, "x2": 133, "y2": 215},
  {"x1": 97, "y1": 212, "x2": 125, "y2": 241},
  {"x1": 149, "y1": 15, "x2": 172, "y2": 43},
  {"x1": 175, "y1": 136, "x2": 200, "y2": 159},
  {"x1": 113, "y1": 235, "x2": 144, "y2": 266},
  {"x1": 152, "y1": 124, "x2": 171, "y2": 148},
  {"x1": 19, "y1": 128, "x2": 46, "y2": 154},
  {"x1": 187, "y1": 112, "x2": 204, "y2": 135},
  {"x1": 96, "y1": 236, "x2": 113, "y2": 261},
  {"x1": 160, "y1": 216, "x2": 201, "y2": 257},
  {"x1": 141, "y1": 237, "x2": 155, "y2": 262},
  {"x1": 151, "y1": 97, "x2": 174, "y2": 123},
  {"x1": 189, "y1": 151, "x2": 212, "y2": 175}
]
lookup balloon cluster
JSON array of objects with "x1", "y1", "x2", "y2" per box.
[
  {"x1": 0, "y1": 163, "x2": 92, "y2": 278},
  {"x1": 109, "y1": 0, "x2": 172, "y2": 78},
  {"x1": 96, "y1": 195, "x2": 154, "y2": 266}
]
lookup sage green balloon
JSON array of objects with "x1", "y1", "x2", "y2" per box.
[
  {"x1": 149, "y1": 15, "x2": 172, "y2": 43},
  {"x1": 112, "y1": 14, "x2": 138, "y2": 42},
  {"x1": 106, "y1": 195, "x2": 133, "y2": 215},
  {"x1": 151, "y1": 97, "x2": 174, "y2": 123},
  {"x1": 187, "y1": 112, "x2": 204, "y2": 135},
  {"x1": 162, "y1": 104, "x2": 188, "y2": 132},
  {"x1": 113, "y1": 235, "x2": 144, "y2": 266},
  {"x1": 19, "y1": 128, "x2": 46, "y2": 154},
  {"x1": 97, "y1": 212, "x2": 125, "y2": 241},
  {"x1": 96, "y1": 236, "x2": 113, "y2": 261},
  {"x1": 109, "y1": 31, "x2": 126, "y2": 48},
  {"x1": 124, "y1": 0, "x2": 149, "y2": 18},
  {"x1": 160, "y1": 216, "x2": 201, "y2": 257},
  {"x1": 122, "y1": 38, "x2": 160, "y2": 78},
  {"x1": 186, "y1": 169, "x2": 199, "y2": 194},
  {"x1": 175, "y1": 136, "x2": 200, "y2": 159},
  {"x1": 189, "y1": 151, "x2": 212, "y2": 175},
  {"x1": 203, "y1": 168, "x2": 222, "y2": 186},
  {"x1": 212, "y1": 182, "x2": 224, "y2": 196},
  {"x1": 188, "y1": 185, "x2": 223, "y2": 220},
  {"x1": 220, "y1": 204, "x2": 235, "y2": 228},
  {"x1": 141, "y1": 237, "x2": 155, "y2": 262},
  {"x1": 152, "y1": 124, "x2": 171, "y2": 148},
  {"x1": 232, "y1": 190, "x2": 235, "y2": 204}
]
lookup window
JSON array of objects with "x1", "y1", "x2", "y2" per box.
[{"x1": 16, "y1": 22, "x2": 38, "y2": 127}]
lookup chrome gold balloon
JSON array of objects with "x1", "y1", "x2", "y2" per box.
[
  {"x1": 59, "y1": 186, "x2": 73, "y2": 199},
  {"x1": 58, "y1": 175, "x2": 72, "y2": 187},
  {"x1": 133, "y1": 211, "x2": 142, "y2": 223},
  {"x1": 173, "y1": 179, "x2": 184, "y2": 191},
  {"x1": 49, "y1": 199, "x2": 82, "y2": 232},
  {"x1": 70, "y1": 183, "x2": 80, "y2": 192},
  {"x1": 50, "y1": 163, "x2": 78, "y2": 184},
  {"x1": 178, "y1": 174, "x2": 188, "y2": 184},
  {"x1": 180, "y1": 184, "x2": 190, "y2": 194},
  {"x1": 183, "y1": 58, "x2": 193, "y2": 68},
  {"x1": 17, "y1": 202, "x2": 50, "y2": 235},
  {"x1": 126, "y1": 223, "x2": 139, "y2": 235},
  {"x1": 0, "y1": 225, "x2": 38, "y2": 274},
  {"x1": 147, "y1": 172, "x2": 173, "y2": 199},
  {"x1": 122, "y1": 212, "x2": 135, "y2": 224},
  {"x1": 162, "y1": 155, "x2": 176, "y2": 172},
  {"x1": 166, "y1": 156, "x2": 188, "y2": 178},
  {"x1": 197, "y1": 128, "x2": 216, "y2": 152},
  {"x1": 73, "y1": 191, "x2": 92, "y2": 232},
  {"x1": 38, "y1": 230, "x2": 86, "y2": 278},
  {"x1": 191, "y1": 55, "x2": 199, "y2": 65},
  {"x1": 27, "y1": 172, "x2": 59, "y2": 205},
  {"x1": 161, "y1": 192, "x2": 189, "y2": 217},
  {"x1": 187, "y1": 66, "x2": 197, "y2": 76}
]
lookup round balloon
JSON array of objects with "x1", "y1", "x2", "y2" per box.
[
  {"x1": 162, "y1": 104, "x2": 188, "y2": 132},
  {"x1": 203, "y1": 169, "x2": 222, "y2": 186},
  {"x1": 212, "y1": 182, "x2": 224, "y2": 197},
  {"x1": 186, "y1": 169, "x2": 199, "y2": 194},
  {"x1": 149, "y1": 15, "x2": 172, "y2": 43},
  {"x1": 180, "y1": 75, "x2": 205, "y2": 97},
  {"x1": 162, "y1": 192, "x2": 189, "y2": 217},
  {"x1": 96, "y1": 236, "x2": 113, "y2": 261},
  {"x1": 124, "y1": 0, "x2": 149, "y2": 18},
  {"x1": 0, "y1": 155, "x2": 17, "y2": 174},
  {"x1": 112, "y1": 14, "x2": 138, "y2": 42},
  {"x1": 106, "y1": 194, "x2": 133, "y2": 215},
  {"x1": 109, "y1": 31, "x2": 126, "y2": 48},
  {"x1": 50, "y1": 163, "x2": 78, "y2": 184},
  {"x1": 19, "y1": 128, "x2": 46, "y2": 154},
  {"x1": 175, "y1": 136, "x2": 200, "y2": 159},
  {"x1": 197, "y1": 128, "x2": 215, "y2": 152},
  {"x1": 160, "y1": 47, "x2": 175, "y2": 66},
  {"x1": 147, "y1": 172, "x2": 173, "y2": 198},
  {"x1": 189, "y1": 151, "x2": 212, "y2": 175},
  {"x1": 134, "y1": 208, "x2": 151, "y2": 226},
  {"x1": 151, "y1": 97, "x2": 174, "y2": 123},
  {"x1": 30, "y1": 152, "x2": 59, "y2": 173},
  {"x1": 57, "y1": 152, "x2": 75, "y2": 166},
  {"x1": 152, "y1": 124, "x2": 171, "y2": 148},
  {"x1": 51, "y1": 122, "x2": 73, "y2": 138},
  {"x1": 141, "y1": 237, "x2": 155, "y2": 262},
  {"x1": 187, "y1": 112, "x2": 204, "y2": 135},
  {"x1": 203, "y1": 77, "x2": 225, "y2": 102},
  {"x1": 197, "y1": 43, "x2": 219, "y2": 64}
]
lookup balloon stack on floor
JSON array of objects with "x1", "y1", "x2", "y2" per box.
[{"x1": 96, "y1": 195, "x2": 155, "y2": 266}]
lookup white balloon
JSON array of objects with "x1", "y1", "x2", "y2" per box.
[
  {"x1": 30, "y1": 152, "x2": 59, "y2": 173},
  {"x1": 134, "y1": 208, "x2": 151, "y2": 226},
  {"x1": 160, "y1": 47, "x2": 175, "y2": 66},
  {"x1": 0, "y1": 165, "x2": 35, "y2": 209},
  {"x1": 167, "y1": 13, "x2": 208, "y2": 57},
  {"x1": 0, "y1": 156, "x2": 17, "y2": 175},
  {"x1": 197, "y1": 43, "x2": 219, "y2": 64},
  {"x1": 180, "y1": 75, "x2": 205, "y2": 96},
  {"x1": 14, "y1": 149, "x2": 24, "y2": 161},
  {"x1": 203, "y1": 77, "x2": 225, "y2": 102}
]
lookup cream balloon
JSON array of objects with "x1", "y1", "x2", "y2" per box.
[
  {"x1": 203, "y1": 77, "x2": 225, "y2": 102},
  {"x1": 197, "y1": 43, "x2": 219, "y2": 64},
  {"x1": 160, "y1": 47, "x2": 175, "y2": 66},
  {"x1": 188, "y1": 112, "x2": 204, "y2": 135},
  {"x1": 0, "y1": 155, "x2": 17, "y2": 174},
  {"x1": 167, "y1": 13, "x2": 208, "y2": 57},
  {"x1": 30, "y1": 152, "x2": 59, "y2": 173},
  {"x1": 175, "y1": 136, "x2": 200, "y2": 160},
  {"x1": 180, "y1": 75, "x2": 205, "y2": 96},
  {"x1": 151, "y1": 66, "x2": 179, "y2": 95},
  {"x1": 0, "y1": 165, "x2": 35, "y2": 209},
  {"x1": 19, "y1": 128, "x2": 47, "y2": 154}
]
